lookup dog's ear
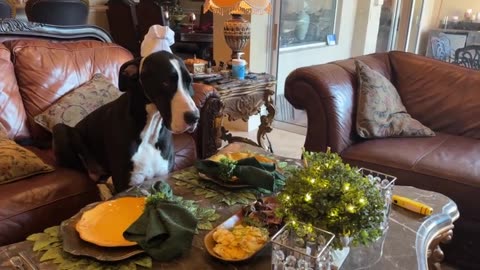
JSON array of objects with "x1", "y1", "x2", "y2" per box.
[{"x1": 118, "y1": 58, "x2": 142, "y2": 92}]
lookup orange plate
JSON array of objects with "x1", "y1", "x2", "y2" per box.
[{"x1": 75, "y1": 197, "x2": 146, "y2": 247}]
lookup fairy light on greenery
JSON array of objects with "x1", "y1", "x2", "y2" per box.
[
  {"x1": 346, "y1": 204, "x2": 356, "y2": 213},
  {"x1": 276, "y1": 147, "x2": 385, "y2": 249},
  {"x1": 359, "y1": 198, "x2": 366, "y2": 205}
]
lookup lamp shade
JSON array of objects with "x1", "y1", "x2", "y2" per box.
[{"x1": 204, "y1": 0, "x2": 271, "y2": 15}]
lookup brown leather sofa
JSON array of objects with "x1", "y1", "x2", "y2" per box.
[
  {"x1": 0, "y1": 20, "x2": 221, "y2": 246},
  {"x1": 285, "y1": 51, "x2": 480, "y2": 269}
]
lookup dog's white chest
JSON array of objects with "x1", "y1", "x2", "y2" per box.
[{"x1": 130, "y1": 104, "x2": 169, "y2": 186}]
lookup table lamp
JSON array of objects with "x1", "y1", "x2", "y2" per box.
[{"x1": 203, "y1": 0, "x2": 271, "y2": 61}]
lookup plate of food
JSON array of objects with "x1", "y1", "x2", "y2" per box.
[
  {"x1": 208, "y1": 152, "x2": 276, "y2": 164},
  {"x1": 75, "y1": 197, "x2": 146, "y2": 247},
  {"x1": 197, "y1": 152, "x2": 278, "y2": 188},
  {"x1": 204, "y1": 197, "x2": 283, "y2": 261}
]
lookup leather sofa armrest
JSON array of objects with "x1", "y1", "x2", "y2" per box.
[
  {"x1": 192, "y1": 83, "x2": 222, "y2": 159},
  {"x1": 285, "y1": 64, "x2": 358, "y2": 153},
  {"x1": 192, "y1": 83, "x2": 217, "y2": 109}
]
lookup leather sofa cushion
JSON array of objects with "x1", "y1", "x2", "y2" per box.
[
  {"x1": 389, "y1": 51, "x2": 480, "y2": 139},
  {"x1": 0, "y1": 146, "x2": 100, "y2": 245},
  {"x1": 7, "y1": 39, "x2": 133, "y2": 140},
  {"x1": 341, "y1": 132, "x2": 480, "y2": 219},
  {"x1": 334, "y1": 52, "x2": 392, "y2": 80},
  {"x1": 0, "y1": 43, "x2": 29, "y2": 140},
  {"x1": 173, "y1": 133, "x2": 197, "y2": 171}
]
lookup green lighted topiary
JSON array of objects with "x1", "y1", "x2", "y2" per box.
[{"x1": 276, "y1": 148, "x2": 385, "y2": 249}]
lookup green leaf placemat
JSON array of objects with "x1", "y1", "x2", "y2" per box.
[
  {"x1": 27, "y1": 226, "x2": 152, "y2": 270},
  {"x1": 172, "y1": 167, "x2": 275, "y2": 206}
]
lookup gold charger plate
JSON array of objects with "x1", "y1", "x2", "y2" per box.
[
  {"x1": 198, "y1": 152, "x2": 277, "y2": 189},
  {"x1": 60, "y1": 199, "x2": 145, "y2": 262},
  {"x1": 75, "y1": 197, "x2": 146, "y2": 247},
  {"x1": 204, "y1": 209, "x2": 269, "y2": 262}
]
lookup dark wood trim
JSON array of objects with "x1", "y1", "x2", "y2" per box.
[{"x1": 0, "y1": 19, "x2": 112, "y2": 42}]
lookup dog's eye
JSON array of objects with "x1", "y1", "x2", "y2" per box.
[
  {"x1": 162, "y1": 82, "x2": 169, "y2": 87},
  {"x1": 169, "y1": 72, "x2": 178, "y2": 80}
]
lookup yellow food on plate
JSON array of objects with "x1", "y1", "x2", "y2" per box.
[
  {"x1": 209, "y1": 152, "x2": 275, "y2": 164},
  {"x1": 212, "y1": 225, "x2": 269, "y2": 260},
  {"x1": 184, "y1": 58, "x2": 207, "y2": 65},
  {"x1": 75, "y1": 197, "x2": 145, "y2": 247}
]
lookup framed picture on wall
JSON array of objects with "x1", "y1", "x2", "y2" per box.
[{"x1": 427, "y1": 30, "x2": 468, "y2": 63}]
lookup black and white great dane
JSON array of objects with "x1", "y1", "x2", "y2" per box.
[{"x1": 52, "y1": 51, "x2": 199, "y2": 192}]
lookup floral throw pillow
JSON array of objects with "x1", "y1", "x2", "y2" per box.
[
  {"x1": 0, "y1": 138, "x2": 54, "y2": 184},
  {"x1": 34, "y1": 74, "x2": 122, "y2": 132},
  {"x1": 355, "y1": 60, "x2": 435, "y2": 138}
]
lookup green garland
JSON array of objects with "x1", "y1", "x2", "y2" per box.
[{"x1": 276, "y1": 148, "x2": 385, "y2": 249}]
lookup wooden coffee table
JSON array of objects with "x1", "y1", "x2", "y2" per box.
[{"x1": 0, "y1": 143, "x2": 459, "y2": 270}]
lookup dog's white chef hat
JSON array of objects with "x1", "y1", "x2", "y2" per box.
[{"x1": 140, "y1": 25, "x2": 175, "y2": 57}]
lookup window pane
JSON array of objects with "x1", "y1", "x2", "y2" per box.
[{"x1": 279, "y1": 0, "x2": 337, "y2": 48}]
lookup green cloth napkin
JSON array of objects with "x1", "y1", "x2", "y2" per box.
[
  {"x1": 123, "y1": 182, "x2": 197, "y2": 262},
  {"x1": 195, "y1": 157, "x2": 285, "y2": 191}
]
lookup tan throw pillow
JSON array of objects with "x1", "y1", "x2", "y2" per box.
[
  {"x1": 34, "y1": 74, "x2": 122, "y2": 132},
  {"x1": 0, "y1": 138, "x2": 54, "y2": 184},
  {"x1": 355, "y1": 60, "x2": 435, "y2": 138}
]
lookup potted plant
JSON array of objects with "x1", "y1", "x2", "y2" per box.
[{"x1": 276, "y1": 148, "x2": 389, "y2": 251}]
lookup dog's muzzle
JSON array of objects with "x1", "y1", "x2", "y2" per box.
[{"x1": 184, "y1": 110, "x2": 200, "y2": 133}]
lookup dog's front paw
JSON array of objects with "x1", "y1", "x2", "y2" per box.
[{"x1": 129, "y1": 173, "x2": 146, "y2": 187}]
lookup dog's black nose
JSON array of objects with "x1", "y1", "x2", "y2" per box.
[{"x1": 184, "y1": 111, "x2": 200, "y2": 125}]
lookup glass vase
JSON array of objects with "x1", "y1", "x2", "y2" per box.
[
  {"x1": 271, "y1": 222, "x2": 335, "y2": 270},
  {"x1": 357, "y1": 168, "x2": 397, "y2": 232}
]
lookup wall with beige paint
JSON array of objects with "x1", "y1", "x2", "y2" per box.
[
  {"x1": 437, "y1": 0, "x2": 480, "y2": 21},
  {"x1": 417, "y1": 0, "x2": 480, "y2": 56}
]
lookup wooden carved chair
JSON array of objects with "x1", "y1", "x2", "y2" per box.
[
  {"x1": 25, "y1": 0, "x2": 89, "y2": 25},
  {"x1": 107, "y1": 0, "x2": 140, "y2": 56},
  {"x1": 136, "y1": 0, "x2": 168, "y2": 39},
  {"x1": 454, "y1": 45, "x2": 480, "y2": 70},
  {"x1": 107, "y1": 0, "x2": 167, "y2": 57}
]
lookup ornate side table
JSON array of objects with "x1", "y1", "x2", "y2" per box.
[{"x1": 203, "y1": 73, "x2": 276, "y2": 154}]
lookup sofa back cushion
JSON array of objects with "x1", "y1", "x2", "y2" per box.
[
  {"x1": 389, "y1": 51, "x2": 480, "y2": 139},
  {"x1": 0, "y1": 43, "x2": 30, "y2": 140},
  {"x1": 7, "y1": 40, "x2": 133, "y2": 140}
]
